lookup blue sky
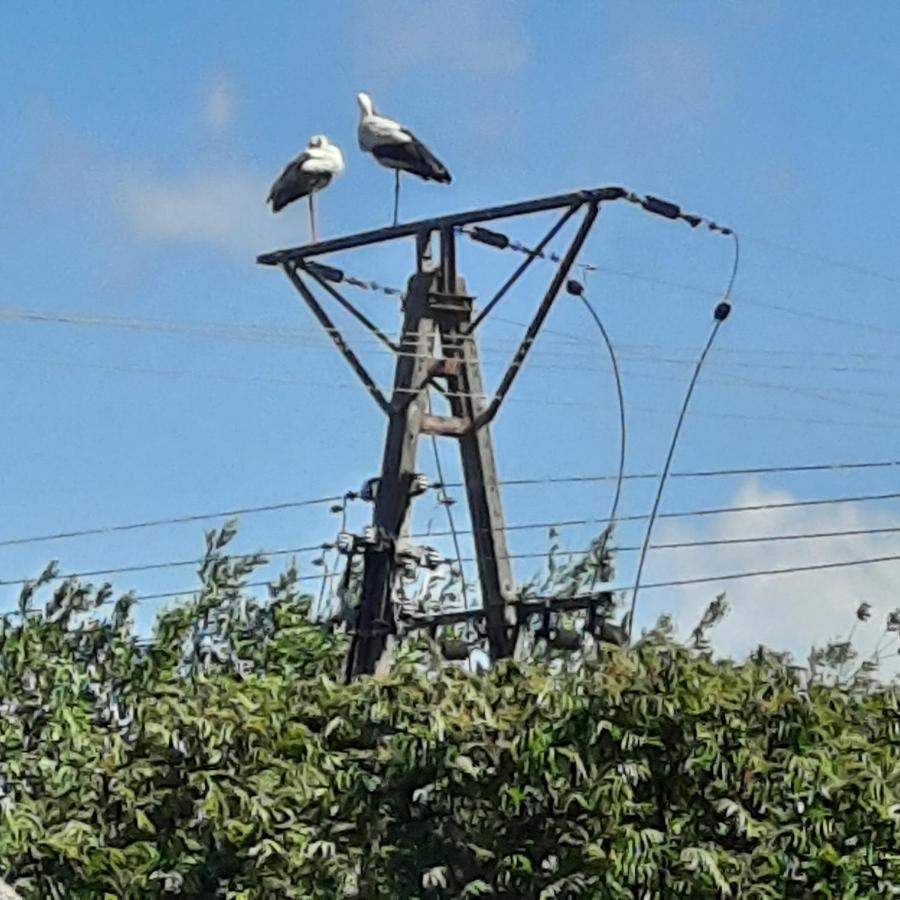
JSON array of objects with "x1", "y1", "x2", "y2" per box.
[{"x1": 4, "y1": 2, "x2": 900, "y2": 666}]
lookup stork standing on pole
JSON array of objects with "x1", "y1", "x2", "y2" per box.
[
  {"x1": 267, "y1": 135, "x2": 344, "y2": 242},
  {"x1": 356, "y1": 92, "x2": 451, "y2": 225}
]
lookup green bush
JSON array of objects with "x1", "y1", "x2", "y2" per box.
[{"x1": 1, "y1": 527, "x2": 899, "y2": 898}]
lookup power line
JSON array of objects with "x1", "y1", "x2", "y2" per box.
[
  {"x1": 449, "y1": 524, "x2": 900, "y2": 563},
  {"x1": 12, "y1": 348, "x2": 900, "y2": 429},
  {"x1": 8, "y1": 519, "x2": 900, "y2": 600},
  {"x1": 9, "y1": 549, "x2": 900, "y2": 628},
  {"x1": 12, "y1": 306, "x2": 900, "y2": 386},
  {"x1": 416, "y1": 489, "x2": 900, "y2": 539},
  {"x1": 638, "y1": 552, "x2": 900, "y2": 591},
  {"x1": 0, "y1": 543, "x2": 329, "y2": 588},
  {"x1": 2, "y1": 470, "x2": 897, "y2": 555},
  {"x1": 0, "y1": 494, "x2": 348, "y2": 549},
  {"x1": 0, "y1": 572, "x2": 343, "y2": 620},
  {"x1": 741, "y1": 233, "x2": 900, "y2": 287},
  {"x1": 132, "y1": 572, "x2": 342, "y2": 604},
  {"x1": 442, "y1": 457, "x2": 900, "y2": 490},
  {"x1": 9, "y1": 548, "x2": 900, "y2": 629},
  {"x1": 743, "y1": 298, "x2": 900, "y2": 339},
  {"x1": 459, "y1": 224, "x2": 900, "y2": 341},
  {"x1": 388, "y1": 551, "x2": 900, "y2": 631}
]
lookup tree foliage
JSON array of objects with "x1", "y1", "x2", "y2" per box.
[{"x1": 2, "y1": 526, "x2": 900, "y2": 898}]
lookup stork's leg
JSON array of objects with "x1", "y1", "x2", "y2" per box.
[
  {"x1": 309, "y1": 192, "x2": 317, "y2": 243},
  {"x1": 393, "y1": 170, "x2": 400, "y2": 226}
]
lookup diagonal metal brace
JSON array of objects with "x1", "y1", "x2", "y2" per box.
[
  {"x1": 469, "y1": 201, "x2": 601, "y2": 431},
  {"x1": 282, "y1": 264, "x2": 390, "y2": 414}
]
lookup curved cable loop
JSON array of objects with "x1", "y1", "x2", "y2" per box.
[
  {"x1": 626, "y1": 232, "x2": 740, "y2": 640},
  {"x1": 566, "y1": 282, "x2": 627, "y2": 619}
]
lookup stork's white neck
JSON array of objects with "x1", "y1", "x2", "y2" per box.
[{"x1": 357, "y1": 92, "x2": 375, "y2": 117}]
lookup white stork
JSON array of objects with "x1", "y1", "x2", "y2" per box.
[
  {"x1": 267, "y1": 135, "x2": 344, "y2": 242},
  {"x1": 356, "y1": 92, "x2": 451, "y2": 225}
]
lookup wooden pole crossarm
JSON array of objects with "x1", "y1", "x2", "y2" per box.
[
  {"x1": 257, "y1": 186, "x2": 627, "y2": 265},
  {"x1": 282, "y1": 264, "x2": 390, "y2": 415}
]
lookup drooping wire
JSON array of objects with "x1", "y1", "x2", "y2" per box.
[
  {"x1": 0, "y1": 494, "x2": 349, "y2": 549},
  {"x1": 565, "y1": 278, "x2": 627, "y2": 599},
  {"x1": 626, "y1": 232, "x2": 741, "y2": 639}
]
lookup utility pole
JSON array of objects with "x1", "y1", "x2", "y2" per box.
[
  {"x1": 259, "y1": 188, "x2": 625, "y2": 677},
  {"x1": 349, "y1": 227, "x2": 518, "y2": 675},
  {"x1": 351, "y1": 235, "x2": 438, "y2": 676},
  {"x1": 429, "y1": 226, "x2": 516, "y2": 660},
  {"x1": 259, "y1": 186, "x2": 734, "y2": 675}
]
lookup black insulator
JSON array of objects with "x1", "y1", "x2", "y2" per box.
[
  {"x1": 714, "y1": 301, "x2": 732, "y2": 322},
  {"x1": 537, "y1": 605, "x2": 552, "y2": 640},
  {"x1": 681, "y1": 214, "x2": 702, "y2": 228},
  {"x1": 565, "y1": 279, "x2": 584, "y2": 296},
  {"x1": 597, "y1": 620, "x2": 628, "y2": 647},
  {"x1": 550, "y1": 628, "x2": 582, "y2": 652},
  {"x1": 469, "y1": 226, "x2": 510, "y2": 249},
  {"x1": 641, "y1": 195, "x2": 681, "y2": 220},
  {"x1": 440, "y1": 639, "x2": 471, "y2": 661},
  {"x1": 305, "y1": 261, "x2": 344, "y2": 283}
]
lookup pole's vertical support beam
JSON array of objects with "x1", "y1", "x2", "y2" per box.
[
  {"x1": 350, "y1": 231, "x2": 436, "y2": 677},
  {"x1": 436, "y1": 226, "x2": 517, "y2": 661}
]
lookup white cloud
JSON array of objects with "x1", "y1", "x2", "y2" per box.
[
  {"x1": 204, "y1": 77, "x2": 235, "y2": 134},
  {"x1": 120, "y1": 169, "x2": 286, "y2": 255},
  {"x1": 355, "y1": 0, "x2": 529, "y2": 76},
  {"x1": 23, "y1": 98, "x2": 298, "y2": 261},
  {"x1": 641, "y1": 480, "x2": 900, "y2": 677}
]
